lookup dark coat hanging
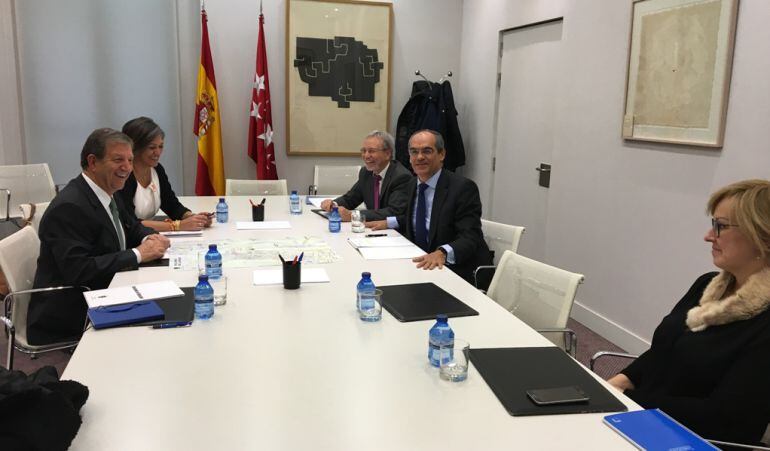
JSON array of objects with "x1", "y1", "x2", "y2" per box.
[{"x1": 395, "y1": 80, "x2": 465, "y2": 172}]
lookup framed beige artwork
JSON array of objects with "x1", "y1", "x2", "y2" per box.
[
  {"x1": 286, "y1": 0, "x2": 393, "y2": 156},
  {"x1": 622, "y1": 0, "x2": 739, "y2": 147}
]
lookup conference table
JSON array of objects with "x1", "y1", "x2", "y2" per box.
[{"x1": 63, "y1": 196, "x2": 639, "y2": 450}]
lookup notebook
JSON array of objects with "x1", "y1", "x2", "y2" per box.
[
  {"x1": 83, "y1": 280, "x2": 184, "y2": 308},
  {"x1": 469, "y1": 347, "x2": 628, "y2": 416},
  {"x1": 604, "y1": 409, "x2": 719, "y2": 450},
  {"x1": 378, "y1": 282, "x2": 479, "y2": 322}
]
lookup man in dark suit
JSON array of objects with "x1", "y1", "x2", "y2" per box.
[
  {"x1": 320, "y1": 131, "x2": 413, "y2": 221},
  {"x1": 369, "y1": 129, "x2": 491, "y2": 283},
  {"x1": 28, "y1": 128, "x2": 170, "y2": 345}
]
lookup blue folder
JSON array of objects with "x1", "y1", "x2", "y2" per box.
[
  {"x1": 604, "y1": 409, "x2": 719, "y2": 450},
  {"x1": 88, "y1": 301, "x2": 165, "y2": 329}
]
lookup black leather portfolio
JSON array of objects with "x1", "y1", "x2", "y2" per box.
[
  {"x1": 133, "y1": 286, "x2": 195, "y2": 327},
  {"x1": 378, "y1": 282, "x2": 479, "y2": 322},
  {"x1": 469, "y1": 346, "x2": 628, "y2": 416}
]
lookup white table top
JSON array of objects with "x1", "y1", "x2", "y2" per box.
[{"x1": 63, "y1": 196, "x2": 638, "y2": 451}]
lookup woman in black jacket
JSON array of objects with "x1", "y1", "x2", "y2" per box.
[
  {"x1": 608, "y1": 179, "x2": 770, "y2": 447},
  {"x1": 119, "y1": 117, "x2": 211, "y2": 232}
]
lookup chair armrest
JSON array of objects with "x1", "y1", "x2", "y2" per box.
[
  {"x1": 536, "y1": 327, "x2": 577, "y2": 358},
  {"x1": 308, "y1": 184, "x2": 318, "y2": 195},
  {"x1": 0, "y1": 315, "x2": 15, "y2": 370},
  {"x1": 473, "y1": 265, "x2": 497, "y2": 293},
  {"x1": 707, "y1": 439, "x2": 770, "y2": 450},
  {"x1": 0, "y1": 188, "x2": 10, "y2": 221},
  {"x1": 589, "y1": 351, "x2": 639, "y2": 371}
]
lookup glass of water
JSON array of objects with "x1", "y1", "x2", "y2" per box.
[
  {"x1": 351, "y1": 210, "x2": 366, "y2": 233},
  {"x1": 358, "y1": 288, "x2": 382, "y2": 322},
  {"x1": 210, "y1": 276, "x2": 228, "y2": 306},
  {"x1": 440, "y1": 339, "x2": 470, "y2": 382}
]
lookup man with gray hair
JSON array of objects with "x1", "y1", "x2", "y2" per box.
[
  {"x1": 320, "y1": 130, "x2": 413, "y2": 221},
  {"x1": 28, "y1": 128, "x2": 169, "y2": 345}
]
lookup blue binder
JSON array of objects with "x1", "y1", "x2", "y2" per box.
[
  {"x1": 88, "y1": 301, "x2": 165, "y2": 329},
  {"x1": 604, "y1": 409, "x2": 719, "y2": 450}
]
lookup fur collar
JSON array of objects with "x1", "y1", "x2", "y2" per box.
[{"x1": 686, "y1": 268, "x2": 770, "y2": 331}]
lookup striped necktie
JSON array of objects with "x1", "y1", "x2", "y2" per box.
[{"x1": 108, "y1": 198, "x2": 126, "y2": 250}]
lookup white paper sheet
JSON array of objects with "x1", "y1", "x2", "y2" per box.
[
  {"x1": 348, "y1": 235, "x2": 414, "y2": 248},
  {"x1": 252, "y1": 268, "x2": 330, "y2": 285},
  {"x1": 358, "y1": 246, "x2": 426, "y2": 260},
  {"x1": 236, "y1": 221, "x2": 292, "y2": 230},
  {"x1": 306, "y1": 197, "x2": 333, "y2": 208},
  {"x1": 84, "y1": 280, "x2": 185, "y2": 308}
]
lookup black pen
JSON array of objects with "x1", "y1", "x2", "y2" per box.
[
  {"x1": 152, "y1": 321, "x2": 192, "y2": 329},
  {"x1": 366, "y1": 233, "x2": 387, "y2": 238}
]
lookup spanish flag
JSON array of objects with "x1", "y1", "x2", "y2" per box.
[{"x1": 193, "y1": 7, "x2": 225, "y2": 196}]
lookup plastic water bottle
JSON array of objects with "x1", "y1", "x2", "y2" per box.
[
  {"x1": 428, "y1": 314, "x2": 454, "y2": 367},
  {"x1": 289, "y1": 190, "x2": 302, "y2": 215},
  {"x1": 205, "y1": 244, "x2": 222, "y2": 279},
  {"x1": 328, "y1": 206, "x2": 341, "y2": 233},
  {"x1": 216, "y1": 198, "x2": 228, "y2": 223},
  {"x1": 194, "y1": 274, "x2": 214, "y2": 320},
  {"x1": 356, "y1": 272, "x2": 376, "y2": 312}
]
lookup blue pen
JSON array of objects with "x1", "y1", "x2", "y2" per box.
[
  {"x1": 152, "y1": 321, "x2": 192, "y2": 329},
  {"x1": 298, "y1": 252, "x2": 304, "y2": 263}
]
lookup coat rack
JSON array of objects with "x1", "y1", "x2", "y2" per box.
[{"x1": 414, "y1": 69, "x2": 453, "y2": 84}]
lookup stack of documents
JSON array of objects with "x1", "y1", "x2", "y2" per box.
[
  {"x1": 348, "y1": 235, "x2": 425, "y2": 260},
  {"x1": 83, "y1": 280, "x2": 185, "y2": 308},
  {"x1": 160, "y1": 230, "x2": 203, "y2": 237}
]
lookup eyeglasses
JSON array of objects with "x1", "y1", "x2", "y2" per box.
[
  {"x1": 408, "y1": 147, "x2": 436, "y2": 157},
  {"x1": 360, "y1": 147, "x2": 385, "y2": 155},
  {"x1": 711, "y1": 218, "x2": 738, "y2": 237}
]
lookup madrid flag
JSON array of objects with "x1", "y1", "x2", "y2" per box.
[
  {"x1": 193, "y1": 7, "x2": 225, "y2": 195},
  {"x1": 247, "y1": 11, "x2": 277, "y2": 179}
]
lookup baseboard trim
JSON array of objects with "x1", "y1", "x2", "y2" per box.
[{"x1": 571, "y1": 301, "x2": 651, "y2": 355}]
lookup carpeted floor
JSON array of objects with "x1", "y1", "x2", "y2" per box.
[{"x1": 3, "y1": 318, "x2": 633, "y2": 380}]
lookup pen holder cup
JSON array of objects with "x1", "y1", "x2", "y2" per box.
[
  {"x1": 252, "y1": 204, "x2": 265, "y2": 221},
  {"x1": 282, "y1": 261, "x2": 301, "y2": 289}
]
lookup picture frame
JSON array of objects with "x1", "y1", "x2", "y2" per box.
[
  {"x1": 621, "y1": 0, "x2": 739, "y2": 147},
  {"x1": 285, "y1": 0, "x2": 393, "y2": 156}
]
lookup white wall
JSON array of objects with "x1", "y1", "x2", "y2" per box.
[
  {"x1": 177, "y1": 0, "x2": 464, "y2": 195},
  {"x1": 0, "y1": 0, "x2": 24, "y2": 165},
  {"x1": 458, "y1": 0, "x2": 770, "y2": 353}
]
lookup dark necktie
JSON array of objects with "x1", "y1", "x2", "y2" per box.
[
  {"x1": 109, "y1": 198, "x2": 126, "y2": 250},
  {"x1": 373, "y1": 174, "x2": 381, "y2": 210},
  {"x1": 415, "y1": 183, "x2": 429, "y2": 251}
]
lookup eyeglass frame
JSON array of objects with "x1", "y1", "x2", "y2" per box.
[
  {"x1": 408, "y1": 146, "x2": 438, "y2": 157},
  {"x1": 711, "y1": 217, "x2": 738, "y2": 237},
  {"x1": 359, "y1": 147, "x2": 388, "y2": 156}
]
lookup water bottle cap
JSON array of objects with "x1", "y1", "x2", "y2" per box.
[
  {"x1": 291, "y1": 190, "x2": 298, "y2": 195},
  {"x1": 332, "y1": 206, "x2": 338, "y2": 212},
  {"x1": 219, "y1": 197, "x2": 225, "y2": 202},
  {"x1": 362, "y1": 272, "x2": 371, "y2": 278},
  {"x1": 198, "y1": 274, "x2": 209, "y2": 281},
  {"x1": 208, "y1": 244, "x2": 217, "y2": 250},
  {"x1": 436, "y1": 314, "x2": 448, "y2": 321}
]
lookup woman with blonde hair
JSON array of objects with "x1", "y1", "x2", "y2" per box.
[{"x1": 609, "y1": 179, "x2": 770, "y2": 447}]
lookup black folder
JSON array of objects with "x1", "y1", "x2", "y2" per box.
[
  {"x1": 378, "y1": 282, "x2": 479, "y2": 322},
  {"x1": 131, "y1": 286, "x2": 195, "y2": 327},
  {"x1": 469, "y1": 347, "x2": 628, "y2": 416},
  {"x1": 311, "y1": 208, "x2": 329, "y2": 219},
  {"x1": 138, "y1": 258, "x2": 170, "y2": 268}
]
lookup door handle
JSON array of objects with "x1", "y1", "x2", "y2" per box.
[{"x1": 535, "y1": 167, "x2": 551, "y2": 172}]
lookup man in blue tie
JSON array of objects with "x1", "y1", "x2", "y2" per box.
[
  {"x1": 28, "y1": 128, "x2": 170, "y2": 345},
  {"x1": 370, "y1": 129, "x2": 491, "y2": 283}
]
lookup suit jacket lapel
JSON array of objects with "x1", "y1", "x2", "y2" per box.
[
  {"x1": 379, "y1": 161, "x2": 397, "y2": 200},
  {"x1": 428, "y1": 171, "x2": 449, "y2": 247},
  {"x1": 76, "y1": 174, "x2": 121, "y2": 250}
]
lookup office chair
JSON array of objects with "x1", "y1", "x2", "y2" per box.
[
  {"x1": 474, "y1": 219, "x2": 525, "y2": 292},
  {"x1": 225, "y1": 179, "x2": 288, "y2": 196},
  {"x1": 487, "y1": 250, "x2": 584, "y2": 356},
  {"x1": 0, "y1": 226, "x2": 86, "y2": 369},
  {"x1": 311, "y1": 165, "x2": 361, "y2": 195},
  {"x1": 18, "y1": 201, "x2": 50, "y2": 232}
]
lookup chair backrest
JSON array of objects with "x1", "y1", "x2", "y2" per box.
[
  {"x1": 225, "y1": 179, "x2": 288, "y2": 196},
  {"x1": 0, "y1": 164, "x2": 56, "y2": 219},
  {"x1": 313, "y1": 165, "x2": 361, "y2": 195},
  {"x1": 482, "y1": 219, "x2": 525, "y2": 265},
  {"x1": 487, "y1": 250, "x2": 584, "y2": 331},
  {"x1": 19, "y1": 202, "x2": 50, "y2": 232},
  {"x1": 0, "y1": 226, "x2": 41, "y2": 346}
]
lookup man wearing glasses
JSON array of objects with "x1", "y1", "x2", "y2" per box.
[
  {"x1": 369, "y1": 129, "x2": 491, "y2": 283},
  {"x1": 320, "y1": 130, "x2": 413, "y2": 221}
]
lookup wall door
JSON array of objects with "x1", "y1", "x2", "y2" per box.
[{"x1": 490, "y1": 19, "x2": 563, "y2": 262}]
